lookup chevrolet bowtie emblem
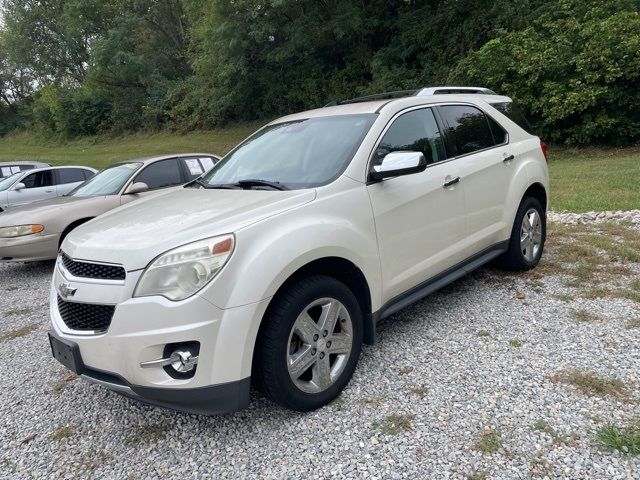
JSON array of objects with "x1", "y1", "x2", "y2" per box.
[{"x1": 59, "y1": 283, "x2": 77, "y2": 299}]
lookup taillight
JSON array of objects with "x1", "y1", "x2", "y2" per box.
[{"x1": 540, "y1": 141, "x2": 549, "y2": 163}]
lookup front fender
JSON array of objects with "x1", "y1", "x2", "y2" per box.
[{"x1": 198, "y1": 182, "x2": 381, "y2": 312}]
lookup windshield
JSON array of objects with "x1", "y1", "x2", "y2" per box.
[
  {"x1": 68, "y1": 162, "x2": 143, "y2": 197},
  {"x1": 0, "y1": 172, "x2": 22, "y2": 191},
  {"x1": 201, "y1": 114, "x2": 376, "y2": 189}
]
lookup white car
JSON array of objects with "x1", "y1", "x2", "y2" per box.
[
  {"x1": 0, "y1": 166, "x2": 97, "y2": 212},
  {"x1": 48, "y1": 89, "x2": 549, "y2": 414}
]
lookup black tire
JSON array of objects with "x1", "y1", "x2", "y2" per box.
[
  {"x1": 254, "y1": 275, "x2": 363, "y2": 412},
  {"x1": 498, "y1": 196, "x2": 546, "y2": 271}
]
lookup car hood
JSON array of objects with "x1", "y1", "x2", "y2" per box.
[
  {"x1": 0, "y1": 195, "x2": 115, "y2": 233},
  {"x1": 63, "y1": 188, "x2": 317, "y2": 270}
]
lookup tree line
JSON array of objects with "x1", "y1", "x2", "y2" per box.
[{"x1": 0, "y1": 0, "x2": 638, "y2": 144}]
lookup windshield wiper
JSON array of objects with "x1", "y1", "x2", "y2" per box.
[{"x1": 236, "y1": 179, "x2": 289, "y2": 191}]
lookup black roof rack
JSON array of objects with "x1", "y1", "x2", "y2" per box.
[
  {"x1": 324, "y1": 86, "x2": 498, "y2": 107},
  {"x1": 324, "y1": 89, "x2": 420, "y2": 107}
]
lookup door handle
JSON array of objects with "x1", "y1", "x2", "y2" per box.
[
  {"x1": 503, "y1": 154, "x2": 515, "y2": 163},
  {"x1": 443, "y1": 176, "x2": 460, "y2": 188},
  {"x1": 45, "y1": 190, "x2": 54, "y2": 193}
]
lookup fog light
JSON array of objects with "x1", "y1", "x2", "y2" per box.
[
  {"x1": 169, "y1": 350, "x2": 198, "y2": 373},
  {"x1": 140, "y1": 341, "x2": 200, "y2": 379}
]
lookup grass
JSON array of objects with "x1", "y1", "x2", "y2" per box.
[
  {"x1": 596, "y1": 421, "x2": 640, "y2": 456},
  {"x1": 508, "y1": 338, "x2": 522, "y2": 347},
  {"x1": 0, "y1": 132, "x2": 638, "y2": 211},
  {"x1": 549, "y1": 146, "x2": 640, "y2": 212},
  {"x1": 373, "y1": 414, "x2": 415, "y2": 436},
  {"x1": 407, "y1": 385, "x2": 429, "y2": 397},
  {"x1": 570, "y1": 309, "x2": 601, "y2": 323},
  {"x1": 467, "y1": 472, "x2": 488, "y2": 480},
  {"x1": 125, "y1": 424, "x2": 171, "y2": 445},
  {"x1": 530, "y1": 221, "x2": 640, "y2": 304},
  {"x1": 475, "y1": 429, "x2": 503, "y2": 454},
  {"x1": 559, "y1": 370, "x2": 628, "y2": 399},
  {"x1": 5, "y1": 307, "x2": 34, "y2": 317},
  {"x1": 532, "y1": 419, "x2": 576, "y2": 447},
  {"x1": 0, "y1": 125, "x2": 261, "y2": 170},
  {"x1": 0, "y1": 324, "x2": 38, "y2": 341},
  {"x1": 50, "y1": 424, "x2": 77, "y2": 441},
  {"x1": 626, "y1": 318, "x2": 640, "y2": 329}
]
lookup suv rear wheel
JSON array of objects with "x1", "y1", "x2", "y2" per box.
[
  {"x1": 255, "y1": 275, "x2": 363, "y2": 411},
  {"x1": 499, "y1": 196, "x2": 546, "y2": 271}
]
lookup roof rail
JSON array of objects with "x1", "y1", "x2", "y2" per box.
[
  {"x1": 324, "y1": 89, "x2": 420, "y2": 107},
  {"x1": 324, "y1": 86, "x2": 497, "y2": 107}
]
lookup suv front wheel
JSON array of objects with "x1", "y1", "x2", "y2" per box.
[{"x1": 255, "y1": 275, "x2": 363, "y2": 411}]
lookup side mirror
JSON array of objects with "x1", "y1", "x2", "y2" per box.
[
  {"x1": 124, "y1": 182, "x2": 149, "y2": 195},
  {"x1": 13, "y1": 182, "x2": 26, "y2": 191},
  {"x1": 369, "y1": 151, "x2": 427, "y2": 182}
]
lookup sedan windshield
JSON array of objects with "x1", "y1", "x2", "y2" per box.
[
  {"x1": 0, "y1": 172, "x2": 21, "y2": 192},
  {"x1": 201, "y1": 114, "x2": 376, "y2": 189},
  {"x1": 68, "y1": 163, "x2": 143, "y2": 197}
]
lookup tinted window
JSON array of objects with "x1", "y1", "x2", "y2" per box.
[
  {"x1": 58, "y1": 168, "x2": 87, "y2": 184},
  {"x1": 22, "y1": 170, "x2": 54, "y2": 188},
  {"x1": 135, "y1": 159, "x2": 183, "y2": 189},
  {"x1": 487, "y1": 116, "x2": 508, "y2": 144},
  {"x1": 373, "y1": 108, "x2": 446, "y2": 167},
  {"x1": 439, "y1": 105, "x2": 496, "y2": 156},
  {"x1": 491, "y1": 102, "x2": 533, "y2": 133}
]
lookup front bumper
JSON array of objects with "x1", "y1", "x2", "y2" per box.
[
  {"x1": 48, "y1": 331, "x2": 250, "y2": 415},
  {"x1": 0, "y1": 233, "x2": 60, "y2": 261},
  {"x1": 49, "y1": 257, "x2": 270, "y2": 415}
]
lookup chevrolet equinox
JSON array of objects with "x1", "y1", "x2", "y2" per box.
[{"x1": 48, "y1": 89, "x2": 548, "y2": 414}]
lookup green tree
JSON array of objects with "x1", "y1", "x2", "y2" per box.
[{"x1": 452, "y1": 0, "x2": 640, "y2": 144}]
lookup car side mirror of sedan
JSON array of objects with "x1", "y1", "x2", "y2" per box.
[
  {"x1": 369, "y1": 151, "x2": 427, "y2": 182},
  {"x1": 124, "y1": 182, "x2": 149, "y2": 195},
  {"x1": 13, "y1": 182, "x2": 26, "y2": 191}
]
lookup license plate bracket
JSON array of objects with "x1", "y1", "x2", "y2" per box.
[{"x1": 48, "y1": 332, "x2": 85, "y2": 375}]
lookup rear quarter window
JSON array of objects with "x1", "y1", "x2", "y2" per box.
[{"x1": 491, "y1": 102, "x2": 533, "y2": 133}]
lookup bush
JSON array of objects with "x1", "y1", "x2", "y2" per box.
[
  {"x1": 452, "y1": 0, "x2": 640, "y2": 145},
  {"x1": 32, "y1": 85, "x2": 110, "y2": 138}
]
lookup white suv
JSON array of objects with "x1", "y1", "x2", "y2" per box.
[{"x1": 48, "y1": 90, "x2": 548, "y2": 414}]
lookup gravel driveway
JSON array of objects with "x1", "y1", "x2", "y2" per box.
[{"x1": 1, "y1": 222, "x2": 639, "y2": 480}]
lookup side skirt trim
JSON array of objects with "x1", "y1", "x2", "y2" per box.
[{"x1": 374, "y1": 241, "x2": 508, "y2": 322}]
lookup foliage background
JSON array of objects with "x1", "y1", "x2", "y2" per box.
[{"x1": 0, "y1": 0, "x2": 638, "y2": 144}]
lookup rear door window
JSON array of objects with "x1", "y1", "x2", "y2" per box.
[
  {"x1": 438, "y1": 105, "x2": 497, "y2": 156},
  {"x1": 373, "y1": 108, "x2": 446, "y2": 167},
  {"x1": 134, "y1": 159, "x2": 183, "y2": 190},
  {"x1": 58, "y1": 168, "x2": 87, "y2": 184}
]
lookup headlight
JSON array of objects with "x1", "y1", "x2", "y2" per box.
[
  {"x1": 134, "y1": 234, "x2": 235, "y2": 301},
  {"x1": 0, "y1": 224, "x2": 44, "y2": 238}
]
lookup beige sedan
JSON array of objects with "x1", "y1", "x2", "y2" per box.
[{"x1": 0, "y1": 153, "x2": 219, "y2": 262}]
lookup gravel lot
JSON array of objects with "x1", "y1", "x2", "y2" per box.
[{"x1": 1, "y1": 221, "x2": 639, "y2": 479}]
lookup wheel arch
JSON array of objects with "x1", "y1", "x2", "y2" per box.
[
  {"x1": 523, "y1": 182, "x2": 547, "y2": 213},
  {"x1": 59, "y1": 217, "x2": 94, "y2": 247},
  {"x1": 259, "y1": 256, "x2": 376, "y2": 346}
]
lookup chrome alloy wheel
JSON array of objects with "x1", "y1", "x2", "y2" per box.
[
  {"x1": 287, "y1": 297, "x2": 353, "y2": 394},
  {"x1": 520, "y1": 208, "x2": 543, "y2": 262}
]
